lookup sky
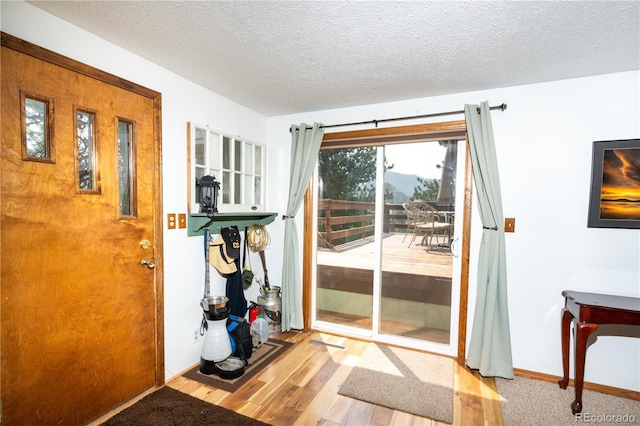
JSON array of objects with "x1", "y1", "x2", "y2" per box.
[
  {"x1": 385, "y1": 142, "x2": 449, "y2": 180},
  {"x1": 601, "y1": 147, "x2": 640, "y2": 201}
]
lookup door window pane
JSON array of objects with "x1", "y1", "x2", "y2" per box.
[
  {"x1": 255, "y1": 146, "x2": 263, "y2": 175},
  {"x1": 222, "y1": 136, "x2": 231, "y2": 169},
  {"x1": 234, "y1": 172, "x2": 242, "y2": 204},
  {"x1": 195, "y1": 128, "x2": 206, "y2": 165},
  {"x1": 254, "y1": 176, "x2": 262, "y2": 205},
  {"x1": 194, "y1": 168, "x2": 206, "y2": 205},
  {"x1": 118, "y1": 120, "x2": 135, "y2": 217},
  {"x1": 244, "y1": 175, "x2": 252, "y2": 205},
  {"x1": 313, "y1": 139, "x2": 463, "y2": 352},
  {"x1": 315, "y1": 146, "x2": 378, "y2": 331},
  {"x1": 244, "y1": 143, "x2": 253, "y2": 173},
  {"x1": 380, "y1": 141, "x2": 456, "y2": 345},
  {"x1": 234, "y1": 139, "x2": 242, "y2": 171},
  {"x1": 209, "y1": 133, "x2": 221, "y2": 170},
  {"x1": 222, "y1": 171, "x2": 231, "y2": 204},
  {"x1": 22, "y1": 93, "x2": 54, "y2": 161},
  {"x1": 76, "y1": 109, "x2": 96, "y2": 191}
]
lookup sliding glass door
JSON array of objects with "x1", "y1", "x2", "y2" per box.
[
  {"x1": 314, "y1": 145, "x2": 378, "y2": 334},
  {"x1": 312, "y1": 138, "x2": 465, "y2": 356}
]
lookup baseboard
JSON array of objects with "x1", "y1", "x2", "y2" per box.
[{"x1": 513, "y1": 368, "x2": 640, "y2": 401}]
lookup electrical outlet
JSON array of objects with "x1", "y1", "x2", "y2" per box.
[
  {"x1": 192, "y1": 329, "x2": 200, "y2": 344},
  {"x1": 167, "y1": 213, "x2": 176, "y2": 229}
]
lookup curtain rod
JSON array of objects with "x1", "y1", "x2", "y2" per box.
[{"x1": 297, "y1": 103, "x2": 507, "y2": 131}]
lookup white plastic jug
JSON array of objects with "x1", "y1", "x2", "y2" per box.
[
  {"x1": 201, "y1": 317, "x2": 232, "y2": 362},
  {"x1": 250, "y1": 316, "x2": 269, "y2": 344}
]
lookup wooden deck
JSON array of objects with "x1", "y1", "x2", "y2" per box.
[
  {"x1": 317, "y1": 232, "x2": 453, "y2": 279},
  {"x1": 315, "y1": 233, "x2": 454, "y2": 343}
]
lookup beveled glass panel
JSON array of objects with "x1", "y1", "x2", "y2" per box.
[
  {"x1": 76, "y1": 110, "x2": 96, "y2": 191},
  {"x1": 117, "y1": 120, "x2": 134, "y2": 217}
]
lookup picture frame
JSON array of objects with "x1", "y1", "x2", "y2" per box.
[{"x1": 587, "y1": 138, "x2": 640, "y2": 229}]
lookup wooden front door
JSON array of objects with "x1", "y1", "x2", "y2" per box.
[{"x1": 1, "y1": 34, "x2": 163, "y2": 425}]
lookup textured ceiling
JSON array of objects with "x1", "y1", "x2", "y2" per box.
[{"x1": 28, "y1": 1, "x2": 640, "y2": 116}]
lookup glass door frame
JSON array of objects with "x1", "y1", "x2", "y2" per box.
[{"x1": 303, "y1": 121, "x2": 473, "y2": 362}]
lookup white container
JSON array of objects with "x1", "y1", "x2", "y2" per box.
[
  {"x1": 201, "y1": 318, "x2": 232, "y2": 362},
  {"x1": 250, "y1": 317, "x2": 269, "y2": 344}
]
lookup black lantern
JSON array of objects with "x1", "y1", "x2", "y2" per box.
[{"x1": 198, "y1": 175, "x2": 220, "y2": 215}]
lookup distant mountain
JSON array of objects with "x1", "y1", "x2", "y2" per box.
[
  {"x1": 384, "y1": 182, "x2": 410, "y2": 204},
  {"x1": 384, "y1": 171, "x2": 436, "y2": 203}
]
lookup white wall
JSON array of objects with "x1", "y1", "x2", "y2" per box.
[
  {"x1": 1, "y1": 0, "x2": 269, "y2": 380},
  {"x1": 267, "y1": 71, "x2": 640, "y2": 392},
  {"x1": 4, "y1": 0, "x2": 639, "y2": 392}
]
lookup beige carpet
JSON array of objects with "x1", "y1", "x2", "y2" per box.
[
  {"x1": 338, "y1": 343, "x2": 454, "y2": 423},
  {"x1": 496, "y1": 376, "x2": 640, "y2": 426}
]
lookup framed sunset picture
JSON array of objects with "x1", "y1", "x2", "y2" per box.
[{"x1": 588, "y1": 139, "x2": 640, "y2": 229}]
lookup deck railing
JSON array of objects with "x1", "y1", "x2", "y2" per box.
[{"x1": 317, "y1": 199, "x2": 409, "y2": 249}]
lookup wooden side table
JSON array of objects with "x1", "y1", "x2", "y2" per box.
[{"x1": 558, "y1": 290, "x2": 640, "y2": 414}]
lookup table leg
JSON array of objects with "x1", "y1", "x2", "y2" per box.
[
  {"x1": 571, "y1": 320, "x2": 599, "y2": 414},
  {"x1": 558, "y1": 308, "x2": 571, "y2": 389}
]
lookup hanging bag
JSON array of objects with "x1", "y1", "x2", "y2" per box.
[
  {"x1": 241, "y1": 227, "x2": 254, "y2": 290},
  {"x1": 227, "y1": 314, "x2": 252, "y2": 365}
]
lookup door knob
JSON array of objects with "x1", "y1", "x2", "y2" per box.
[{"x1": 140, "y1": 257, "x2": 156, "y2": 269}]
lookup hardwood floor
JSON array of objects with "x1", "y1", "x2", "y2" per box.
[{"x1": 161, "y1": 330, "x2": 503, "y2": 426}]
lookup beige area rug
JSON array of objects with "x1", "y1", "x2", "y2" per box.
[
  {"x1": 496, "y1": 376, "x2": 640, "y2": 426},
  {"x1": 182, "y1": 338, "x2": 292, "y2": 393},
  {"x1": 338, "y1": 343, "x2": 454, "y2": 423}
]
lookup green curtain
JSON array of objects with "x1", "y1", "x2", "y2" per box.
[
  {"x1": 281, "y1": 123, "x2": 325, "y2": 331},
  {"x1": 465, "y1": 102, "x2": 514, "y2": 379}
]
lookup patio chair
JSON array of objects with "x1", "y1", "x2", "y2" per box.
[
  {"x1": 401, "y1": 202, "x2": 417, "y2": 243},
  {"x1": 404, "y1": 201, "x2": 452, "y2": 249}
]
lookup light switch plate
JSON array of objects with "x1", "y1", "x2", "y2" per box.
[
  {"x1": 505, "y1": 218, "x2": 515, "y2": 233},
  {"x1": 178, "y1": 213, "x2": 187, "y2": 229}
]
